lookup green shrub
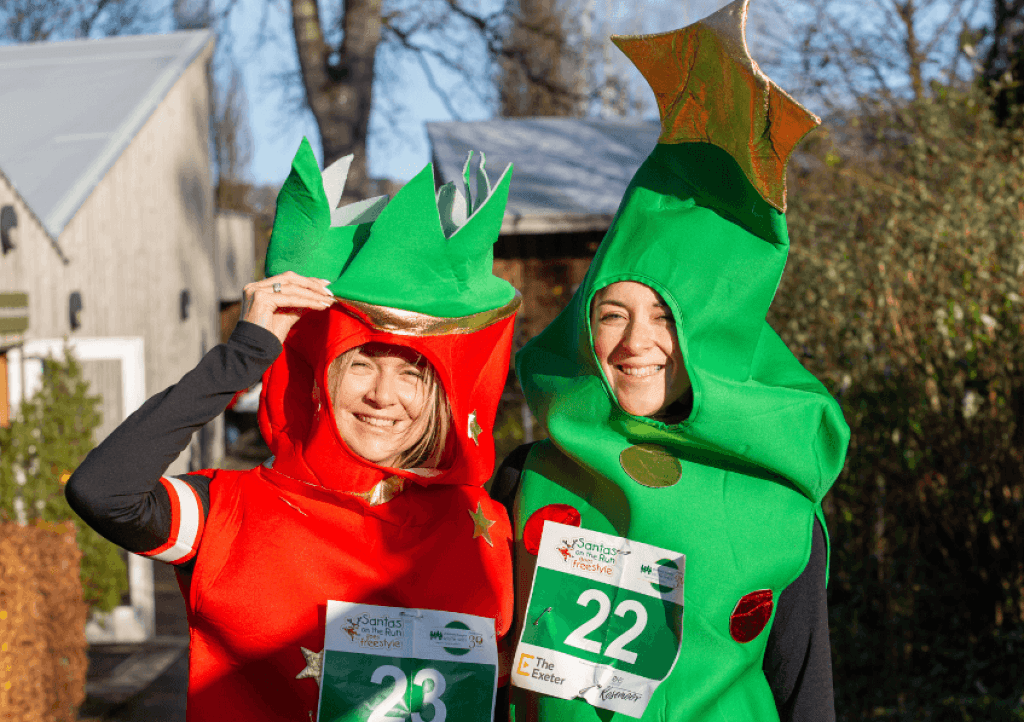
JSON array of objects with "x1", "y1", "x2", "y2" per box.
[
  {"x1": 0, "y1": 350, "x2": 128, "y2": 612},
  {"x1": 771, "y1": 87, "x2": 1024, "y2": 718}
]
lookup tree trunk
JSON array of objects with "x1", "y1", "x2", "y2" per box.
[
  {"x1": 896, "y1": 0, "x2": 926, "y2": 100},
  {"x1": 982, "y1": 0, "x2": 1024, "y2": 123},
  {"x1": 500, "y1": 0, "x2": 583, "y2": 117},
  {"x1": 290, "y1": 0, "x2": 382, "y2": 202}
]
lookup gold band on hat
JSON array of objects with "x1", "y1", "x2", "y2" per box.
[{"x1": 336, "y1": 291, "x2": 522, "y2": 336}]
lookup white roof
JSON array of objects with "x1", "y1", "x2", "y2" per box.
[
  {"x1": 0, "y1": 30, "x2": 214, "y2": 239},
  {"x1": 427, "y1": 117, "x2": 660, "y2": 234}
]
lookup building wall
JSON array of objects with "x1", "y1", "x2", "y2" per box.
[
  {"x1": 0, "y1": 172, "x2": 59, "y2": 428},
  {"x1": 0, "y1": 40, "x2": 221, "y2": 472},
  {"x1": 216, "y1": 211, "x2": 255, "y2": 303},
  {"x1": 0, "y1": 171, "x2": 53, "y2": 302}
]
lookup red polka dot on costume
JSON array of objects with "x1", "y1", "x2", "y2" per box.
[
  {"x1": 729, "y1": 589, "x2": 774, "y2": 643},
  {"x1": 523, "y1": 504, "x2": 582, "y2": 555}
]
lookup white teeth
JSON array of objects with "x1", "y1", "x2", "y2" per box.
[
  {"x1": 618, "y1": 365, "x2": 664, "y2": 378},
  {"x1": 356, "y1": 414, "x2": 397, "y2": 427}
]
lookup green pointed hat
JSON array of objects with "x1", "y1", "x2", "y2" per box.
[
  {"x1": 265, "y1": 138, "x2": 515, "y2": 317},
  {"x1": 516, "y1": 0, "x2": 849, "y2": 498}
]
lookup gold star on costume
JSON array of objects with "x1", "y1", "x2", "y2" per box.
[
  {"x1": 468, "y1": 411, "x2": 482, "y2": 445},
  {"x1": 296, "y1": 647, "x2": 324, "y2": 687},
  {"x1": 468, "y1": 502, "x2": 496, "y2": 547},
  {"x1": 611, "y1": 0, "x2": 820, "y2": 212}
]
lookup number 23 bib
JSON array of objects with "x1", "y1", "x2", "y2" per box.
[
  {"x1": 317, "y1": 601, "x2": 499, "y2": 722},
  {"x1": 512, "y1": 522, "x2": 686, "y2": 719}
]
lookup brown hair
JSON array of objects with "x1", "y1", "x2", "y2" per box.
[{"x1": 326, "y1": 345, "x2": 451, "y2": 469}]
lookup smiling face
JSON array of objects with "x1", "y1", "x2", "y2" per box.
[
  {"x1": 591, "y1": 281, "x2": 690, "y2": 418},
  {"x1": 329, "y1": 343, "x2": 447, "y2": 468}
]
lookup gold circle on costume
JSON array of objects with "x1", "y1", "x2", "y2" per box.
[{"x1": 619, "y1": 444, "x2": 682, "y2": 488}]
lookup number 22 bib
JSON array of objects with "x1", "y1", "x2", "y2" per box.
[
  {"x1": 512, "y1": 522, "x2": 686, "y2": 718},
  {"x1": 317, "y1": 601, "x2": 499, "y2": 722}
]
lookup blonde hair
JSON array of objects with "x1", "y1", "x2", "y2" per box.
[{"x1": 327, "y1": 345, "x2": 451, "y2": 469}]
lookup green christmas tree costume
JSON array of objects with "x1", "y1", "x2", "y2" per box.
[{"x1": 507, "y1": 2, "x2": 850, "y2": 720}]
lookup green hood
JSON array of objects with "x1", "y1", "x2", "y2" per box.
[{"x1": 516, "y1": 3, "x2": 849, "y2": 501}]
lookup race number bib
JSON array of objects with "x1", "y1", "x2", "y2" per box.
[
  {"x1": 316, "y1": 601, "x2": 498, "y2": 722},
  {"x1": 512, "y1": 522, "x2": 685, "y2": 718}
]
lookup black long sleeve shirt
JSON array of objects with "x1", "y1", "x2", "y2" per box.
[{"x1": 66, "y1": 321, "x2": 281, "y2": 572}]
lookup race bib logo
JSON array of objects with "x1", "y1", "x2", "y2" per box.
[
  {"x1": 426, "y1": 621, "x2": 486, "y2": 657},
  {"x1": 516, "y1": 653, "x2": 568, "y2": 687},
  {"x1": 340, "y1": 613, "x2": 407, "y2": 652},
  {"x1": 556, "y1": 540, "x2": 574, "y2": 562},
  {"x1": 557, "y1": 537, "x2": 627, "y2": 577},
  {"x1": 599, "y1": 677, "x2": 644, "y2": 705},
  {"x1": 641, "y1": 559, "x2": 683, "y2": 594}
]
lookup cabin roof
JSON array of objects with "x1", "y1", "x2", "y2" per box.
[{"x1": 0, "y1": 29, "x2": 214, "y2": 239}]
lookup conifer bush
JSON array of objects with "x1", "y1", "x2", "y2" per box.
[
  {"x1": 772, "y1": 86, "x2": 1024, "y2": 719},
  {"x1": 0, "y1": 350, "x2": 128, "y2": 612}
]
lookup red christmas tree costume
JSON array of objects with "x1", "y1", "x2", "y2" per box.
[{"x1": 178, "y1": 299, "x2": 517, "y2": 720}]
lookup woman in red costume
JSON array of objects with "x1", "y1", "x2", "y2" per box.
[{"x1": 67, "y1": 139, "x2": 519, "y2": 721}]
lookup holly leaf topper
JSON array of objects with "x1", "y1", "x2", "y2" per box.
[
  {"x1": 264, "y1": 137, "x2": 387, "y2": 281},
  {"x1": 264, "y1": 139, "x2": 515, "y2": 318}
]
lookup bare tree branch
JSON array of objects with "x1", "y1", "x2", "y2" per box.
[
  {"x1": 415, "y1": 51, "x2": 465, "y2": 119},
  {"x1": 1, "y1": 0, "x2": 156, "y2": 42},
  {"x1": 770, "y1": 0, "x2": 990, "y2": 114}
]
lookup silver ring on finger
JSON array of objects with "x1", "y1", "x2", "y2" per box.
[{"x1": 272, "y1": 282, "x2": 282, "y2": 293}]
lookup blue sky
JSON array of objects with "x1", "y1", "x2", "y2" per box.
[
  {"x1": 216, "y1": 0, "x2": 993, "y2": 189},
  {"x1": 225, "y1": 0, "x2": 736, "y2": 187},
  {"x1": 221, "y1": 0, "x2": 458, "y2": 185}
]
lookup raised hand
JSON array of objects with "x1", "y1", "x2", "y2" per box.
[{"x1": 240, "y1": 271, "x2": 335, "y2": 344}]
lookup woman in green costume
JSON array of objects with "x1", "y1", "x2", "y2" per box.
[{"x1": 495, "y1": 2, "x2": 850, "y2": 721}]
